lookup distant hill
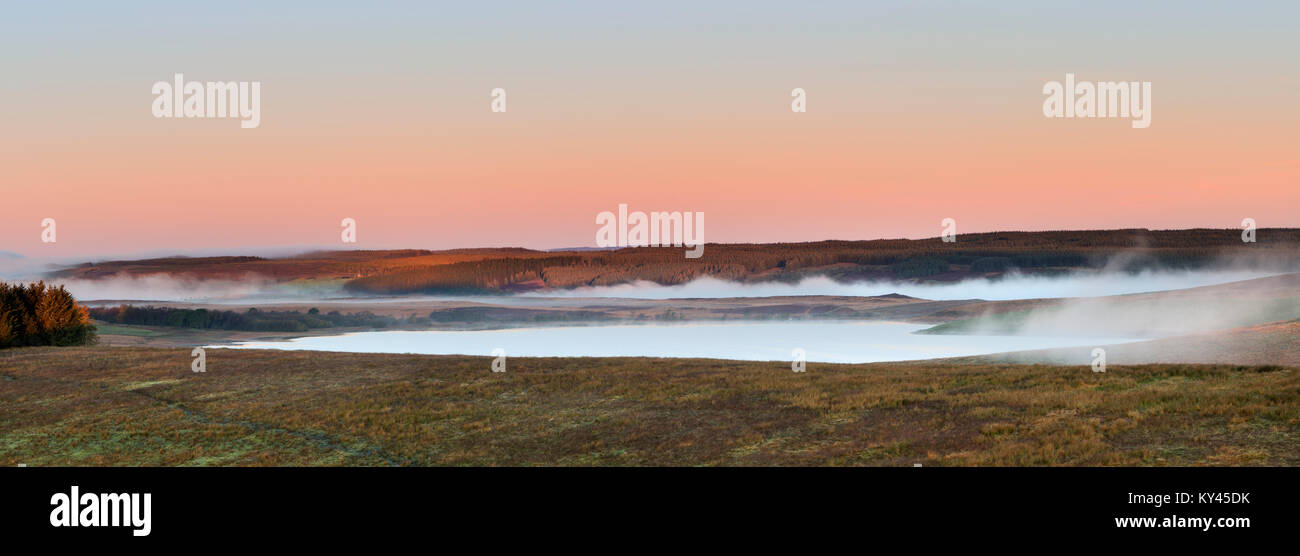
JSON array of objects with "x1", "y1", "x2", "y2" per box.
[
  {"x1": 546, "y1": 246, "x2": 620, "y2": 252},
  {"x1": 47, "y1": 228, "x2": 1300, "y2": 295}
]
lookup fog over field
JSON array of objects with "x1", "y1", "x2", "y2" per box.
[{"x1": 947, "y1": 284, "x2": 1300, "y2": 338}]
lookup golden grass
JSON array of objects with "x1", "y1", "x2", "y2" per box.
[{"x1": 0, "y1": 347, "x2": 1296, "y2": 466}]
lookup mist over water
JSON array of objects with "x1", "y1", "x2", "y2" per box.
[
  {"x1": 955, "y1": 286, "x2": 1300, "y2": 338},
  {"x1": 522, "y1": 270, "x2": 1281, "y2": 301},
  {"x1": 43, "y1": 268, "x2": 1281, "y2": 304},
  {"x1": 57, "y1": 267, "x2": 1294, "y2": 363},
  {"x1": 220, "y1": 321, "x2": 1145, "y2": 364}
]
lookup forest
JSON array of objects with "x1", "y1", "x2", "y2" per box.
[{"x1": 88, "y1": 305, "x2": 413, "y2": 332}]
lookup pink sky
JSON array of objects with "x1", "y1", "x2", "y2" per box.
[{"x1": 3, "y1": 2, "x2": 1297, "y2": 258}]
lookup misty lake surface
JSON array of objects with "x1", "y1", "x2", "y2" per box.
[
  {"x1": 61, "y1": 269, "x2": 1279, "y2": 304},
  {"x1": 219, "y1": 321, "x2": 1144, "y2": 363},
  {"x1": 517, "y1": 271, "x2": 1281, "y2": 301}
]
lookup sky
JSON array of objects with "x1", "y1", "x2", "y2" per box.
[{"x1": 2, "y1": 1, "x2": 1297, "y2": 259}]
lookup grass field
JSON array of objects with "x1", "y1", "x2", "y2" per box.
[
  {"x1": 90, "y1": 322, "x2": 166, "y2": 337},
  {"x1": 1, "y1": 346, "x2": 1296, "y2": 466}
]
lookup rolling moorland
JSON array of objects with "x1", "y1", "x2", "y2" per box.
[
  {"x1": 4, "y1": 228, "x2": 1298, "y2": 466},
  {"x1": 51, "y1": 228, "x2": 1300, "y2": 295},
  {"x1": 1, "y1": 347, "x2": 1295, "y2": 466},
  {"x1": 2, "y1": 291, "x2": 1296, "y2": 466}
]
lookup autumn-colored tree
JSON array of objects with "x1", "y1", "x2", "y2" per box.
[{"x1": 0, "y1": 282, "x2": 96, "y2": 348}]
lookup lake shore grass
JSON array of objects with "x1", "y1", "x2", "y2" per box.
[{"x1": 2, "y1": 346, "x2": 1295, "y2": 466}]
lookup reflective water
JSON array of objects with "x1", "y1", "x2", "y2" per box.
[{"x1": 220, "y1": 321, "x2": 1144, "y2": 363}]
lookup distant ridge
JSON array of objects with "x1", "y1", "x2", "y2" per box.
[
  {"x1": 44, "y1": 228, "x2": 1300, "y2": 296},
  {"x1": 548, "y1": 247, "x2": 619, "y2": 252}
]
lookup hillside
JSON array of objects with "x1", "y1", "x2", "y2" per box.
[{"x1": 47, "y1": 228, "x2": 1300, "y2": 295}]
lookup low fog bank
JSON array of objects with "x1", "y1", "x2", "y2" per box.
[
  {"x1": 8, "y1": 253, "x2": 1290, "y2": 311},
  {"x1": 522, "y1": 269, "x2": 1282, "y2": 301},
  {"x1": 965, "y1": 320, "x2": 1300, "y2": 367},
  {"x1": 0, "y1": 256, "x2": 67, "y2": 282},
  {"x1": 931, "y1": 295, "x2": 1300, "y2": 339},
  {"x1": 39, "y1": 267, "x2": 1285, "y2": 306},
  {"x1": 51, "y1": 274, "x2": 344, "y2": 304}
]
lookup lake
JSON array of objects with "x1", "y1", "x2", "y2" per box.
[{"x1": 218, "y1": 321, "x2": 1144, "y2": 363}]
